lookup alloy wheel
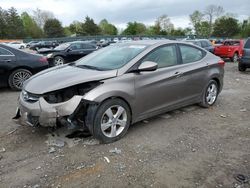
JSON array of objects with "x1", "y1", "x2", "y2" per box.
[
  {"x1": 12, "y1": 70, "x2": 31, "y2": 90},
  {"x1": 100, "y1": 105, "x2": 127, "y2": 138},
  {"x1": 54, "y1": 58, "x2": 64, "y2": 66},
  {"x1": 206, "y1": 83, "x2": 218, "y2": 105}
]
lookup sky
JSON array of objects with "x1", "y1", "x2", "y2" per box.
[{"x1": 1, "y1": 0, "x2": 250, "y2": 30}]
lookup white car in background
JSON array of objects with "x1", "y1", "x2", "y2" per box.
[{"x1": 7, "y1": 41, "x2": 26, "y2": 49}]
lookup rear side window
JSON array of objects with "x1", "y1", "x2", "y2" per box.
[
  {"x1": 244, "y1": 39, "x2": 250, "y2": 49},
  {"x1": 179, "y1": 45, "x2": 204, "y2": 64},
  {"x1": 0, "y1": 47, "x2": 13, "y2": 55},
  {"x1": 193, "y1": 41, "x2": 201, "y2": 47},
  {"x1": 70, "y1": 43, "x2": 82, "y2": 50},
  {"x1": 201, "y1": 41, "x2": 211, "y2": 47},
  {"x1": 82, "y1": 44, "x2": 96, "y2": 49}
]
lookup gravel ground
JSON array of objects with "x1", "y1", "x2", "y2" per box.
[{"x1": 0, "y1": 63, "x2": 249, "y2": 188}]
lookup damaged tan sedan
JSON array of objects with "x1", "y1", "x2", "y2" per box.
[{"x1": 14, "y1": 40, "x2": 224, "y2": 143}]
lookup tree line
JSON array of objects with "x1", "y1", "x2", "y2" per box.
[{"x1": 0, "y1": 5, "x2": 249, "y2": 39}]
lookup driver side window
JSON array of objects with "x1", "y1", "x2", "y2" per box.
[
  {"x1": 141, "y1": 45, "x2": 178, "y2": 68},
  {"x1": 70, "y1": 43, "x2": 82, "y2": 50}
]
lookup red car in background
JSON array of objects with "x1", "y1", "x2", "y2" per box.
[{"x1": 214, "y1": 40, "x2": 244, "y2": 63}]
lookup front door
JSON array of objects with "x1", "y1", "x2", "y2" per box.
[{"x1": 134, "y1": 44, "x2": 186, "y2": 120}]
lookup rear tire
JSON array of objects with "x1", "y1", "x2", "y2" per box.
[
  {"x1": 53, "y1": 56, "x2": 65, "y2": 66},
  {"x1": 8, "y1": 69, "x2": 32, "y2": 91},
  {"x1": 199, "y1": 80, "x2": 219, "y2": 108},
  {"x1": 231, "y1": 53, "x2": 239, "y2": 63},
  {"x1": 92, "y1": 99, "x2": 131, "y2": 143}
]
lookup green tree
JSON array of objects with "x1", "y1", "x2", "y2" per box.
[
  {"x1": 21, "y1": 12, "x2": 43, "y2": 38},
  {"x1": 5, "y1": 7, "x2": 25, "y2": 38},
  {"x1": 240, "y1": 18, "x2": 250, "y2": 37},
  {"x1": 204, "y1": 5, "x2": 224, "y2": 36},
  {"x1": 82, "y1": 16, "x2": 100, "y2": 35},
  {"x1": 43, "y1": 18, "x2": 64, "y2": 37},
  {"x1": 99, "y1": 19, "x2": 117, "y2": 35},
  {"x1": 170, "y1": 28, "x2": 186, "y2": 36},
  {"x1": 0, "y1": 7, "x2": 8, "y2": 38},
  {"x1": 213, "y1": 16, "x2": 240, "y2": 37},
  {"x1": 63, "y1": 26, "x2": 72, "y2": 36},
  {"x1": 33, "y1": 8, "x2": 54, "y2": 29},
  {"x1": 69, "y1": 21, "x2": 84, "y2": 35},
  {"x1": 189, "y1": 10, "x2": 204, "y2": 35},
  {"x1": 122, "y1": 22, "x2": 147, "y2": 35},
  {"x1": 155, "y1": 15, "x2": 174, "y2": 34}
]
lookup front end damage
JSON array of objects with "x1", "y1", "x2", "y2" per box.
[{"x1": 13, "y1": 82, "x2": 100, "y2": 131}]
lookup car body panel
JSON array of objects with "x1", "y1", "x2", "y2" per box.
[
  {"x1": 239, "y1": 38, "x2": 250, "y2": 68},
  {"x1": 15, "y1": 40, "x2": 224, "y2": 128}
]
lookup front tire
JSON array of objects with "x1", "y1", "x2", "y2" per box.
[
  {"x1": 92, "y1": 99, "x2": 131, "y2": 143},
  {"x1": 199, "y1": 80, "x2": 219, "y2": 108},
  {"x1": 53, "y1": 56, "x2": 65, "y2": 66},
  {"x1": 238, "y1": 62, "x2": 246, "y2": 72},
  {"x1": 8, "y1": 69, "x2": 32, "y2": 90}
]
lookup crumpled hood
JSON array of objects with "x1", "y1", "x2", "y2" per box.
[{"x1": 24, "y1": 65, "x2": 117, "y2": 94}]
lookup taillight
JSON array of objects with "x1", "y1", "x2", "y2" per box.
[
  {"x1": 39, "y1": 57, "x2": 48, "y2": 63},
  {"x1": 218, "y1": 59, "x2": 225, "y2": 67}
]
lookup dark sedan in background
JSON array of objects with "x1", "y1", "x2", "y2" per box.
[
  {"x1": 38, "y1": 41, "x2": 98, "y2": 66},
  {"x1": 0, "y1": 44, "x2": 48, "y2": 90},
  {"x1": 29, "y1": 41, "x2": 59, "y2": 51},
  {"x1": 187, "y1": 39, "x2": 215, "y2": 53}
]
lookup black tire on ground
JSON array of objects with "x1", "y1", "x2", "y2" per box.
[
  {"x1": 231, "y1": 53, "x2": 239, "y2": 63},
  {"x1": 238, "y1": 63, "x2": 246, "y2": 72},
  {"x1": 53, "y1": 56, "x2": 65, "y2": 66},
  {"x1": 92, "y1": 98, "x2": 131, "y2": 143},
  {"x1": 8, "y1": 69, "x2": 32, "y2": 91},
  {"x1": 199, "y1": 80, "x2": 219, "y2": 108}
]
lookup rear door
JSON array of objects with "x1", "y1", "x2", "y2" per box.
[
  {"x1": 0, "y1": 47, "x2": 16, "y2": 87},
  {"x1": 81, "y1": 43, "x2": 96, "y2": 56},
  {"x1": 177, "y1": 44, "x2": 208, "y2": 101}
]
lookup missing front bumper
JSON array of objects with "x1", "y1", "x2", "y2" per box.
[{"x1": 14, "y1": 95, "x2": 83, "y2": 127}]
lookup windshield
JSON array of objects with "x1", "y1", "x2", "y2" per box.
[
  {"x1": 75, "y1": 44, "x2": 147, "y2": 70},
  {"x1": 54, "y1": 43, "x2": 71, "y2": 50}
]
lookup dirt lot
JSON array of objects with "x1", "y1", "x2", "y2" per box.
[{"x1": 0, "y1": 63, "x2": 249, "y2": 188}]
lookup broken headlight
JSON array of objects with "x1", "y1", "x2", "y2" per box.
[{"x1": 43, "y1": 81, "x2": 101, "y2": 104}]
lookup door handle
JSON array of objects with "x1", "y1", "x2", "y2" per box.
[
  {"x1": 4, "y1": 59, "x2": 11, "y2": 62},
  {"x1": 174, "y1": 71, "x2": 183, "y2": 77}
]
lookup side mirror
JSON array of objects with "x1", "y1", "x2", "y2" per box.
[
  {"x1": 67, "y1": 48, "x2": 72, "y2": 52},
  {"x1": 138, "y1": 61, "x2": 158, "y2": 72}
]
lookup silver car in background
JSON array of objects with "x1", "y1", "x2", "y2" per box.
[{"x1": 14, "y1": 40, "x2": 224, "y2": 143}]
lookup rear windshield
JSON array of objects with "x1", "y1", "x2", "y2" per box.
[
  {"x1": 224, "y1": 41, "x2": 240, "y2": 46},
  {"x1": 244, "y1": 39, "x2": 250, "y2": 49}
]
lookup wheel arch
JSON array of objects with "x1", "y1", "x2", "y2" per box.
[{"x1": 211, "y1": 77, "x2": 221, "y2": 91}]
